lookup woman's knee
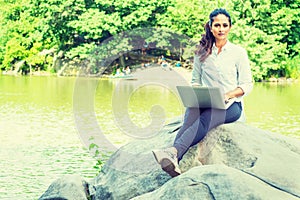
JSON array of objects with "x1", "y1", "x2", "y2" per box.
[{"x1": 225, "y1": 103, "x2": 242, "y2": 123}]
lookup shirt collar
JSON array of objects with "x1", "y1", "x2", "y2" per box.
[{"x1": 212, "y1": 40, "x2": 231, "y2": 52}]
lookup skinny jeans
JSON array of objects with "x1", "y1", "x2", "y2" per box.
[{"x1": 174, "y1": 102, "x2": 242, "y2": 161}]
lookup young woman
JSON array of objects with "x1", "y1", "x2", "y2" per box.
[{"x1": 153, "y1": 8, "x2": 253, "y2": 177}]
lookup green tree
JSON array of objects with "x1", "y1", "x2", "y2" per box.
[
  {"x1": 30, "y1": 0, "x2": 86, "y2": 50},
  {"x1": 230, "y1": 0, "x2": 300, "y2": 80},
  {"x1": 0, "y1": 0, "x2": 31, "y2": 70},
  {"x1": 0, "y1": 0, "x2": 53, "y2": 72},
  {"x1": 66, "y1": 0, "x2": 174, "y2": 59},
  {"x1": 0, "y1": 0, "x2": 299, "y2": 80}
]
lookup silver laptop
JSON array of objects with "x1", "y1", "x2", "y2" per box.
[{"x1": 176, "y1": 86, "x2": 235, "y2": 109}]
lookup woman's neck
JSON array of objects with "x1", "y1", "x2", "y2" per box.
[{"x1": 215, "y1": 39, "x2": 227, "y2": 53}]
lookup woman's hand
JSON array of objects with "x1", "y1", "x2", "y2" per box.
[
  {"x1": 224, "y1": 93, "x2": 232, "y2": 103},
  {"x1": 225, "y1": 87, "x2": 244, "y2": 101}
]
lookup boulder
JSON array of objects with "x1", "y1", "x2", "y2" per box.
[
  {"x1": 132, "y1": 165, "x2": 299, "y2": 200},
  {"x1": 39, "y1": 120, "x2": 300, "y2": 200},
  {"x1": 38, "y1": 174, "x2": 89, "y2": 200},
  {"x1": 197, "y1": 123, "x2": 300, "y2": 198}
]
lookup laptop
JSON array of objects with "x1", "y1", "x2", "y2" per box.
[{"x1": 176, "y1": 86, "x2": 236, "y2": 109}]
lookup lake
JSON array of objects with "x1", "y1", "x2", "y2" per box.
[{"x1": 0, "y1": 71, "x2": 299, "y2": 199}]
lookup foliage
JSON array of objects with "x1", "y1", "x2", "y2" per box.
[
  {"x1": 0, "y1": 0, "x2": 54, "y2": 72},
  {"x1": 88, "y1": 141, "x2": 111, "y2": 174},
  {"x1": 228, "y1": 0, "x2": 300, "y2": 80},
  {"x1": 285, "y1": 55, "x2": 300, "y2": 79},
  {"x1": 0, "y1": 0, "x2": 299, "y2": 80}
]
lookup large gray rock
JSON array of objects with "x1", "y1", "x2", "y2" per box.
[
  {"x1": 39, "y1": 120, "x2": 300, "y2": 200},
  {"x1": 132, "y1": 165, "x2": 299, "y2": 200},
  {"x1": 87, "y1": 121, "x2": 300, "y2": 199},
  {"x1": 197, "y1": 123, "x2": 300, "y2": 198},
  {"x1": 39, "y1": 174, "x2": 89, "y2": 200},
  {"x1": 88, "y1": 120, "x2": 182, "y2": 200}
]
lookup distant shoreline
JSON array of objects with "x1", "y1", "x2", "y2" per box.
[
  {"x1": 1, "y1": 70, "x2": 54, "y2": 77},
  {"x1": 1, "y1": 68, "x2": 298, "y2": 83}
]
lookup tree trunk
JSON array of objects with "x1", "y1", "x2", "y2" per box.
[{"x1": 119, "y1": 54, "x2": 125, "y2": 68}]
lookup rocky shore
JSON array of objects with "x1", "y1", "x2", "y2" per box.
[{"x1": 39, "y1": 119, "x2": 300, "y2": 200}]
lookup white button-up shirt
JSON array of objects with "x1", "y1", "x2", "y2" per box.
[{"x1": 191, "y1": 41, "x2": 253, "y2": 102}]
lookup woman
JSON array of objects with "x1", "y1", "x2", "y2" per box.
[{"x1": 153, "y1": 8, "x2": 253, "y2": 177}]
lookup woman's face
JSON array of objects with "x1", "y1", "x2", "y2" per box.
[{"x1": 210, "y1": 14, "x2": 231, "y2": 42}]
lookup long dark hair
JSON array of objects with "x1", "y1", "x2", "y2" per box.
[{"x1": 196, "y1": 8, "x2": 232, "y2": 62}]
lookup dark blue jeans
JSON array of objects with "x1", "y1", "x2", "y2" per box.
[{"x1": 174, "y1": 102, "x2": 242, "y2": 161}]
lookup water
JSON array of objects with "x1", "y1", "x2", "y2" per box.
[
  {"x1": 244, "y1": 82, "x2": 300, "y2": 139},
  {"x1": 0, "y1": 76, "x2": 99, "y2": 199},
  {"x1": 0, "y1": 74, "x2": 299, "y2": 199}
]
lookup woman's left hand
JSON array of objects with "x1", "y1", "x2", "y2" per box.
[{"x1": 224, "y1": 93, "x2": 232, "y2": 103}]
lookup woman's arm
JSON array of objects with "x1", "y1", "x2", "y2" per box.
[
  {"x1": 225, "y1": 47, "x2": 253, "y2": 101},
  {"x1": 236, "y1": 48, "x2": 253, "y2": 96},
  {"x1": 191, "y1": 56, "x2": 202, "y2": 86},
  {"x1": 225, "y1": 87, "x2": 244, "y2": 101}
]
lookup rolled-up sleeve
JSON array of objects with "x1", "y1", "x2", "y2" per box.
[
  {"x1": 191, "y1": 56, "x2": 202, "y2": 85},
  {"x1": 237, "y1": 48, "x2": 253, "y2": 96}
]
